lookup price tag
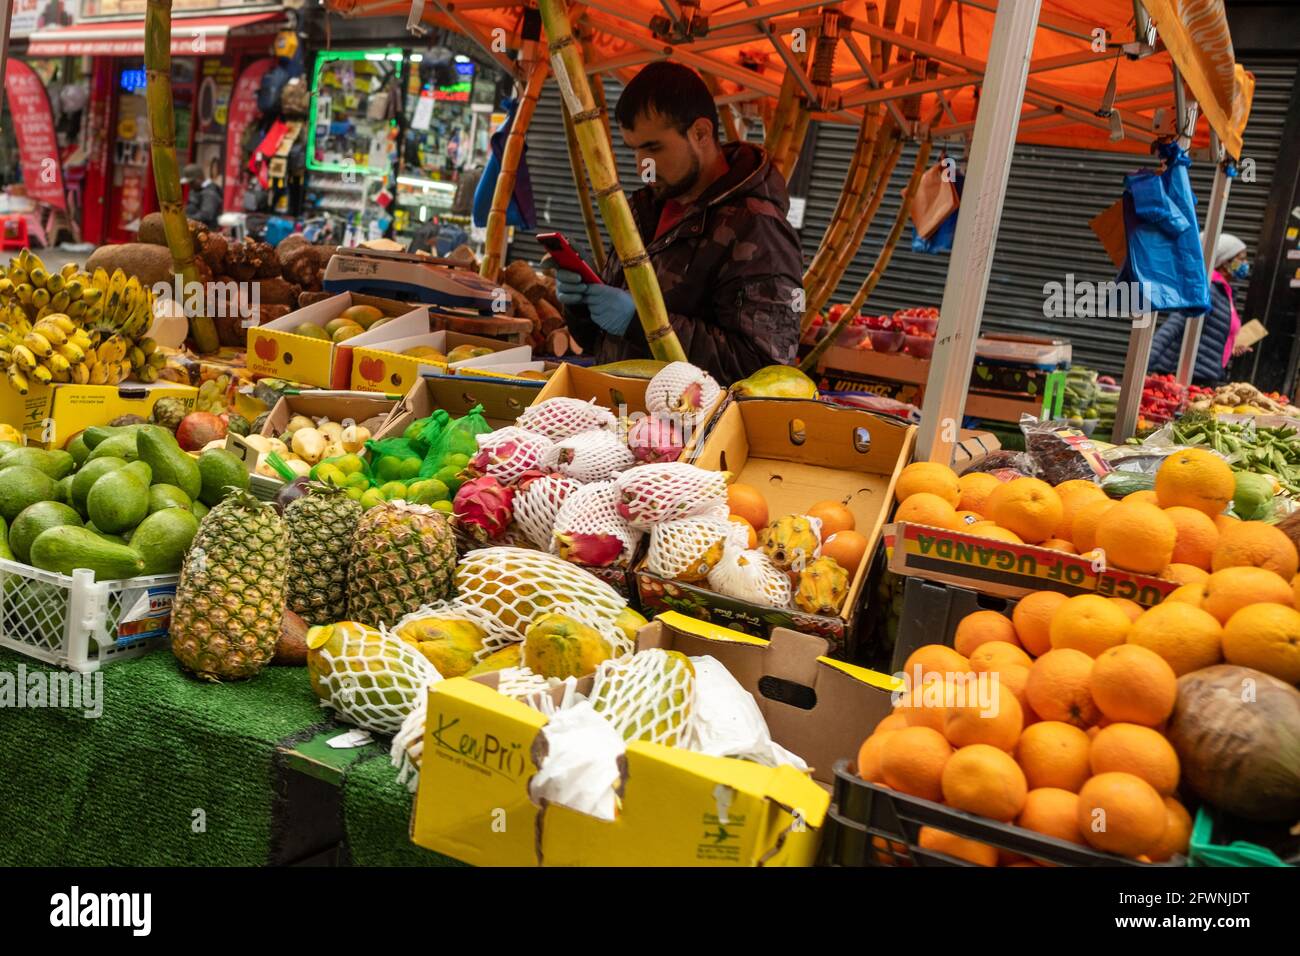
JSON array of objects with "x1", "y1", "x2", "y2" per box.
[{"x1": 224, "y1": 433, "x2": 261, "y2": 473}]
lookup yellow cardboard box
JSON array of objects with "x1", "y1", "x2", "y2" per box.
[
  {"x1": 246, "y1": 293, "x2": 429, "y2": 389},
  {"x1": 0, "y1": 381, "x2": 199, "y2": 448},
  {"x1": 409, "y1": 611, "x2": 900, "y2": 866},
  {"x1": 349, "y1": 330, "x2": 531, "y2": 393}
]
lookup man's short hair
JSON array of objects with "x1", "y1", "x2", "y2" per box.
[{"x1": 615, "y1": 62, "x2": 720, "y2": 140}]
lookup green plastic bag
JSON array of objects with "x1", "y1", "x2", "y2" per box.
[
  {"x1": 405, "y1": 408, "x2": 451, "y2": 452},
  {"x1": 420, "y1": 404, "x2": 491, "y2": 488},
  {"x1": 363, "y1": 437, "x2": 424, "y2": 486}
]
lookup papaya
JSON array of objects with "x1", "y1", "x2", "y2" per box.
[
  {"x1": 523, "y1": 613, "x2": 613, "y2": 679},
  {"x1": 394, "y1": 615, "x2": 486, "y2": 678},
  {"x1": 731, "y1": 365, "x2": 818, "y2": 399},
  {"x1": 465, "y1": 643, "x2": 523, "y2": 677}
]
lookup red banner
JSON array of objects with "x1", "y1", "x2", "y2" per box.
[
  {"x1": 224, "y1": 58, "x2": 273, "y2": 213},
  {"x1": 4, "y1": 60, "x2": 66, "y2": 210}
]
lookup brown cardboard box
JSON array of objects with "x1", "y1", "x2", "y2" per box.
[
  {"x1": 259, "y1": 391, "x2": 399, "y2": 439},
  {"x1": 373, "y1": 372, "x2": 548, "y2": 442},
  {"x1": 636, "y1": 398, "x2": 916, "y2": 654}
]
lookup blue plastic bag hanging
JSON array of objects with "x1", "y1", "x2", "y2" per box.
[
  {"x1": 472, "y1": 97, "x2": 538, "y2": 230},
  {"x1": 1116, "y1": 140, "x2": 1210, "y2": 315},
  {"x1": 912, "y1": 170, "x2": 963, "y2": 254}
]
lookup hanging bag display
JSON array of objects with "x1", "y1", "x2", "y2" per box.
[{"x1": 909, "y1": 158, "x2": 960, "y2": 239}]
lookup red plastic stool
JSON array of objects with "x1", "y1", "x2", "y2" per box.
[{"x1": 0, "y1": 215, "x2": 29, "y2": 251}]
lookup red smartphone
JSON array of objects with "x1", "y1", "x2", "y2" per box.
[{"x1": 537, "y1": 232, "x2": 603, "y2": 285}]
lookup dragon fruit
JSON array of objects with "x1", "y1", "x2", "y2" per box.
[
  {"x1": 613, "y1": 462, "x2": 730, "y2": 528},
  {"x1": 469, "y1": 427, "x2": 554, "y2": 484},
  {"x1": 453, "y1": 475, "x2": 515, "y2": 544},
  {"x1": 516, "y1": 397, "x2": 617, "y2": 441},
  {"x1": 551, "y1": 481, "x2": 641, "y2": 568},
  {"x1": 512, "y1": 473, "x2": 582, "y2": 549},
  {"x1": 626, "y1": 414, "x2": 685, "y2": 463},
  {"x1": 645, "y1": 362, "x2": 721, "y2": 425},
  {"x1": 544, "y1": 428, "x2": 636, "y2": 482}
]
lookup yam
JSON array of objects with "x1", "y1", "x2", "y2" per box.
[
  {"x1": 276, "y1": 234, "x2": 311, "y2": 258},
  {"x1": 503, "y1": 260, "x2": 545, "y2": 298},
  {"x1": 84, "y1": 243, "x2": 177, "y2": 288},
  {"x1": 448, "y1": 244, "x2": 479, "y2": 270},
  {"x1": 508, "y1": 287, "x2": 540, "y2": 330},
  {"x1": 256, "y1": 277, "x2": 302, "y2": 306},
  {"x1": 536, "y1": 297, "x2": 565, "y2": 335},
  {"x1": 137, "y1": 212, "x2": 205, "y2": 246}
]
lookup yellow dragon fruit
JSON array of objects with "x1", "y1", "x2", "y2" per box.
[
  {"x1": 760, "y1": 514, "x2": 822, "y2": 572},
  {"x1": 795, "y1": 556, "x2": 850, "y2": 615}
]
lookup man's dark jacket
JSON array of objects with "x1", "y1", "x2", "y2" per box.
[
  {"x1": 185, "y1": 182, "x2": 223, "y2": 229},
  {"x1": 564, "y1": 141, "x2": 803, "y2": 385},
  {"x1": 1148, "y1": 273, "x2": 1234, "y2": 386}
]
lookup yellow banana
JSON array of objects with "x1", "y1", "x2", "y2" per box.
[
  {"x1": 31, "y1": 288, "x2": 50, "y2": 310},
  {"x1": 60, "y1": 263, "x2": 78, "y2": 280},
  {"x1": 28, "y1": 267, "x2": 48, "y2": 288},
  {"x1": 46, "y1": 313, "x2": 75, "y2": 333},
  {"x1": 116, "y1": 359, "x2": 133, "y2": 382},
  {"x1": 128, "y1": 345, "x2": 145, "y2": 368},
  {"x1": 8, "y1": 267, "x2": 27, "y2": 285},
  {"x1": 71, "y1": 362, "x2": 89, "y2": 385},
  {"x1": 45, "y1": 273, "x2": 64, "y2": 294},
  {"x1": 137, "y1": 364, "x2": 159, "y2": 384},
  {"x1": 67, "y1": 301, "x2": 86, "y2": 319},
  {"x1": 65, "y1": 279, "x2": 84, "y2": 301},
  {"x1": 69, "y1": 328, "x2": 92, "y2": 350},
  {"x1": 51, "y1": 366, "x2": 70, "y2": 384},
  {"x1": 147, "y1": 351, "x2": 167, "y2": 369},
  {"x1": 50, "y1": 291, "x2": 70, "y2": 312},
  {"x1": 48, "y1": 353, "x2": 70, "y2": 375},
  {"x1": 139, "y1": 337, "x2": 157, "y2": 357},
  {"x1": 57, "y1": 341, "x2": 85, "y2": 364},
  {"x1": 0, "y1": 278, "x2": 12, "y2": 295},
  {"x1": 12, "y1": 345, "x2": 36, "y2": 369},
  {"x1": 26, "y1": 254, "x2": 45, "y2": 275},
  {"x1": 16, "y1": 284, "x2": 33, "y2": 306},
  {"x1": 89, "y1": 361, "x2": 108, "y2": 385},
  {"x1": 7, "y1": 368, "x2": 28, "y2": 395},
  {"x1": 31, "y1": 364, "x2": 52, "y2": 384},
  {"x1": 34, "y1": 321, "x2": 66, "y2": 346},
  {"x1": 22, "y1": 331, "x2": 52, "y2": 358}
]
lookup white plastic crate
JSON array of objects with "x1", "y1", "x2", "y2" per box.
[{"x1": 0, "y1": 559, "x2": 179, "y2": 673}]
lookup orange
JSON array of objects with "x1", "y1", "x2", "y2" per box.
[
  {"x1": 902, "y1": 644, "x2": 972, "y2": 684},
  {"x1": 941, "y1": 744, "x2": 1028, "y2": 821},
  {"x1": 1122, "y1": 490, "x2": 1160, "y2": 505},
  {"x1": 1071, "y1": 498, "x2": 1117, "y2": 552},
  {"x1": 1127, "y1": 602, "x2": 1223, "y2": 676},
  {"x1": 957, "y1": 472, "x2": 1001, "y2": 516},
  {"x1": 1095, "y1": 502, "x2": 1177, "y2": 575},
  {"x1": 1017, "y1": 788, "x2": 1084, "y2": 845},
  {"x1": 1163, "y1": 563, "x2": 1209, "y2": 585},
  {"x1": 1053, "y1": 480, "x2": 1107, "y2": 539},
  {"x1": 896, "y1": 492, "x2": 961, "y2": 530},
  {"x1": 895, "y1": 461, "x2": 961, "y2": 507},
  {"x1": 971, "y1": 525, "x2": 1024, "y2": 545},
  {"x1": 821, "y1": 530, "x2": 868, "y2": 576},
  {"x1": 1089, "y1": 723, "x2": 1180, "y2": 795},
  {"x1": 987, "y1": 478, "x2": 1064, "y2": 544},
  {"x1": 954, "y1": 610, "x2": 1021, "y2": 657},
  {"x1": 1213, "y1": 513, "x2": 1240, "y2": 535},
  {"x1": 1109, "y1": 598, "x2": 1144, "y2": 623},
  {"x1": 1200, "y1": 565, "x2": 1294, "y2": 624},
  {"x1": 726, "y1": 483, "x2": 769, "y2": 532},
  {"x1": 807, "y1": 500, "x2": 855, "y2": 539},
  {"x1": 1211, "y1": 521, "x2": 1300, "y2": 579},
  {"x1": 1049, "y1": 594, "x2": 1131, "y2": 657},
  {"x1": 875, "y1": 712, "x2": 910, "y2": 735},
  {"x1": 968, "y1": 641, "x2": 1033, "y2": 674},
  {"x1": 1155, "y1": 447, "x2": 1235, "y2": 517},
  {"x1": 895, "y1": 677, "x2": 958, "y2": 733},
  {"x1": 1090, "y1": 644, "x2": 1177, "y2": 726},
  {"x1": 1076, "y1": 772, "x2": 1167, "y2": 857},
  {"x1": 1039, "y1": 538, "x2": 1077, "y2": 554},
  {"x1": 727, "y1": 514, "x2": 758, "y2": 548},
  {"x1": 880, "y1": 726, "x2": 953, "y2": 801},
  {"x1": 856, "y1": 731, "x2": 894, "y2": 782},
  {"x1": 1012, "y1": 590, "x2": 1069, "y2": 657},
  {"x1": 1016, "y1": 721, "x2": 1092, "y2": 792},
  {"x1": 997, "y1": 665, "x2": 1033, "y2": 724},
  {"x1": 1163, "y1": 506, "x2": 1220, "y2": 570},
  {"x1": 1148, "y1": 797, "x2": 1193, "y2": 863},
  {"x1": 943, "y1": 679, "x2": 1024, "y2": 751},
  {"x1": 1164, "y1": 582, "x2": 1205, "y2": 606},
  {"x1": 1222, "y1": 602, "x2": 1300, "y2": 684},
  {"x1": 918, "y1": 827, "x2": 997, "y2": 866},
  {"x1": 1025, "y1": 648, "x2": 1100, "y2": 728}
]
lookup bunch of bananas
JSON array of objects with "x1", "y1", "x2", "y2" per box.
[{"x1": 0, "y1": 250, "x2": 164, "y2": 393}]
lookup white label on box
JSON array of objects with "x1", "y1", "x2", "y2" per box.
[
  {"x1": 115, "y1": 585, "x2": 176, "y2": 647},
  {"x1": 224, "y1": 433, "x2": 262, "y2": 473}
]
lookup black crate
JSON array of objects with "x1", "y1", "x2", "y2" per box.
[
  {"x1": 890, "y1": 577, "x2": 1018, "y2": 674},
  {"x1": 820, "y1": 759, "x2": 1176, "y2": 867}
]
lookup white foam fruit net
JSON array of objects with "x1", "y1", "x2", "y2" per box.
[
  {"x1": 517, "y1": 397, "x2": 617, "y2": 441},
  {"x1": 589, "y1": 648, "x2": 696, "y2": 747},
  {"x1": 646, "y1": 513, "x2": 745, "y2": 580},
  {"x1": 472, "y1": 426, "x2": 554, "y2": 484},
  {"x1": 453, "y1": 547, "x2": 629, "y2": 652},
  {"x1": 707, "y1": 543, "x2": 794, "y2": 609},
  {"x1": 644, "y1": 361, "x2": 722, "y2": 426},
  {"x1": 512, "y1": 474, "x2": 582, "y2": 549},
  {"x1": 543, "y1": 428, "x2": 636, "y2": 482},
  {"x1": 391, "y1": 598, "x2": 499, "y2": 644},
  {"x1": 613, "y1": 462, "x2": 730, "y2": 528},
  {"x1": 550, "y1": 480, "x2": 642, "y2": 566},
  {"x1": 313, "y1": 625, "x2": 441, "y2": 734}
]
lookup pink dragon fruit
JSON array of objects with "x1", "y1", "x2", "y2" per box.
[
  {"x1": 513, "y1": 473, "x2": 581, "y2": 548},
  {"x1": 515, "y1": 397, "x2": 617, "y2": 441},
  {"x1": 453, "y1": 475, "x2": 515, "y2": 543},
  {"x1": 645, "y1": 362, "x2": 722, "y2": 425},
  {"x1": 613, "y1": 462, "x2": 730, "y2": 528},
  {"x1": 550, "y1": 481, "x2": 641, "y2": 568},
  {"x1": 544, "y1": 428, "x2": 636, "y2": 481},
  {"x1": 469, "y1": 427, "x2": 553, "y2": 484},
  {"x1": 626, "y1": 414, "x2": 685, "y2": 463},
  {"x1": 553, "y1": 533, "x2": 628, "y2": 568}
]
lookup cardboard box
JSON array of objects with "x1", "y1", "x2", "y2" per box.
[
  {"x1": 374, "y1": 373, "x2": 551, "y2": 442},
  {"x1": 952, "y1": 429, "x2": 1001, "y2": 470},
  {"x1": 349, "y1": 330, "x2": 532, "y2": 393},
  {"x1": 886, "y1": 521, "x2": 1180, "y2": 606},
  {"x1": 259, "y1": 390, "x2": 399, "y2": 439},
  {"x1": 0, "y1": 381, "x2": 200, "y2": 448},
  {"x1": 246, "y1": 293, "x2": 429, "y2": 389},
  {"x1": 636, "y1": 398, "x2": 915, "y2": 655},
  {"x1": 409, "y1": 611, "x2": 902, "y2": 867}
]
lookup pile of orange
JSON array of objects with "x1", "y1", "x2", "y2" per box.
[{"x1": 890, "y1": 455, "x2": 1300, "y2": 587}]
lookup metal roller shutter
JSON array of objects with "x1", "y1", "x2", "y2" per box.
[{"x1": 802, "y1": 55, "x2": 1297, "y2": 375}]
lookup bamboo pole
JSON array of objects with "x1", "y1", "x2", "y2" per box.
[
  {"x1": 481, "y1": 61, "x2": 550, "y2": 282},
  {"x1": 800, "y1": 138, "x2": 932, "y2": 372},
  {"x1": 538, "y1": 0, "x2": 687, "y2": 363},
  {"x1": 560, "y1": 91, "x2": 607, "y2": 273},
  {"x1": 145, "y1": 0, "x2": 218, "y2": 355},
  {"x1": 801, "y1": 106, "x2": 881, "y2": 300},
  {"x1": 764, "y1": 68, "x2": 800, "y2": 154},
  {"x1": 777, "y1": 103, "x2": 814, "y2": 180}
]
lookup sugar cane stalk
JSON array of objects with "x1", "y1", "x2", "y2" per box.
[
  {"x1": 538, "y1": 0, "x2": 686, "y2": 363},
  {"x1": 802, "y1": 106, "x2": 881, "y2": 302},
  {"x1": 145, "y1": 0, "x2": 217, "y2": 355},
  {"x1": 800, "y1": 138, "x2": 931, "y2": 372},
  {"x1": 560, "y1": 90, "x2": 606, "y2": 273},
  {"x1": 481, "y1": 60, "x2": 549, "y2": 282}
]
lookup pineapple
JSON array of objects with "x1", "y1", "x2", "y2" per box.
[
  {"x1": 171, "y1": 491, "x2": 289, "y2": 681},
  {"x1": 347, "y1": 501, "x2": 456, "y2": 628},
  {"x1": 285, "y1": 486, "x2": 363, "y2": 626}
]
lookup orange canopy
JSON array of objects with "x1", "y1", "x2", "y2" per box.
[{"x1": 330, "y1": 0, "x2": 1254, "y2": 157}]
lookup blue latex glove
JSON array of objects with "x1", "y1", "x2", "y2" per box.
[{"x1": 554, "y1": 268, "x2": 636, "y2": 336}]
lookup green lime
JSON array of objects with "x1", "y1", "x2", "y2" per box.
[
  {"x1": 398, "y1": 456, "x2": 422, "y2": 480},
  {"x1": 380, "y1": 480, "x2": 408, "y2": 500},
  {"x1": 345, "y1": 471, "x2": 371, "y2": 490},
  {"x1": 414, "y1": 478, "x2": 449, "y2": 504},
  {"x1": 314, "y1": 463, "x2": 346, "y2": 487},
  {"x1": 345, "y1": 486, "x2": 365, "y2": 501},
  {"x1": 360, "y1": 488, "x2": 387, "y2": 510},
  {"x1": 431, "y1": 500, "x2": 454, "y2": 514},
  {"x1": 376, "y1": 455, "x2": 405, "y2": 482},
  {"x1": 336, "y1": 453, "x2": 366, "y2": 475},
  {"x1": 445, "y1": 452, "x2": 471, "y2": 469},
  {"x1": 434, "y1": 465, "x2": 464, "y2": 493}
]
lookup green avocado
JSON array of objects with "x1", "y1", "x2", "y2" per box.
[
  {"x1": 71, "y1": 457, "x2": 128, "y2": 516},
  {"x1": 197, "y1": 448, "x2": 250, "y2": 506},
  {"x1": 9, "y1": 501, "x2": 83, "y2": 563},
  {"x1": 29, "y1": 525, "x2": 145, "y2": 580},
  {"x1": 129, "y1": 508, "x2": 199, "y2": 575},
  {"x1": 137, "y1": 426, "x2": 202, "y2": 499},
  {"x1": 85, "y1": 431, "x2": 141, "y2": 463},
  {"x1": 0, "y1": 447, "x2": 75, "y2": 480},
  {"x1": 0, "y1": 465, "x2": 59, "y2": 522},
  {"x1": 87, "y1": 461, "x2": 152, "y2": 534}
]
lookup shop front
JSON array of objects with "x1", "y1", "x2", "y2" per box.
[{"x1": 27, "y1": 2, "x2": 288, "y2": 244}]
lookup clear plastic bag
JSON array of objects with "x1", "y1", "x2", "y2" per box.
[{"x1": 1021, "y1": 415, "x2": 1111, "y2": 484}]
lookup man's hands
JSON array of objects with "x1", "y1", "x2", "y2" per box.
[{"x1": 555, "y1": 268, "x2": 636, "y2": 336}]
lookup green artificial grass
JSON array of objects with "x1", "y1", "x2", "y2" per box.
[
  {"x1": 340, "y1": 753, "x2": 467, "y2": 867},
  {"x1": 0, "y1": 646, "x2": 325, "y2": 866}
]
